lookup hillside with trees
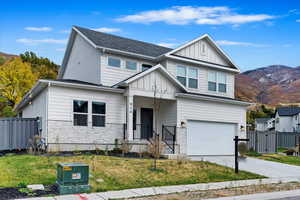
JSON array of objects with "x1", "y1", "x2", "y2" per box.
[{"x1": 0, "y1": 52, "x2": 59, "y2": 117}]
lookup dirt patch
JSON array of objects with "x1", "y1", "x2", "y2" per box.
[
  {"x1": 0, "y1": 185, "x2": 58, "y2": 200},
  {"x1": 131, "y1": 182, "x2": 300, "y2": 200}
]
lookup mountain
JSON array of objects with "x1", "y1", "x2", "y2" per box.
[
  {"x1": 0, "y1": 52, "x2": 18, "y2": 60},
  {"x1": 236, "y1": 65, "x2": 300, "y2": 105}
]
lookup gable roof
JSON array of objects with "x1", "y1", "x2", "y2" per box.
[
  {"x1": 255, "y1": 118, "x2": 272, "y2": 123},
  {"x1": 276, "y1": 107, "x2": 300, "y2": 116},
  {"x1": 74, "y1": 26, "x2": 172, "y2": 58},
  {"x1": 114, "y1": 64, "x2": 187, "y2": 92},
  {"x1": 164, "y1": 34, "x2": 239, "y2": 71}
]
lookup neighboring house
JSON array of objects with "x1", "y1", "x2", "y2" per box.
[
  {"x1": 15, "y1": 26, "x2": 250, "y2": 156},
  {"x1": 255, "y1": 118, "x2": 275, "y2": 131},
  {"x1": 275, "y1": 107, "x2": 300, "y2": 132}
]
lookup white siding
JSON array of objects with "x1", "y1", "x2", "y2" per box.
[
  {"x1": 166, "y1": 60, "x2": 235, "y2": 98},
  {"x1": 174, "y1": 38, "x2": 229, "y2": 66},
  {"x1": 63, "y1": 34, "x2": 101, "y2": 84},
  {"x1": 22, "y1": 89, "x2": 48, "y2": 137},
  {"x1": 46, "y1": 86, "x2": 126, "y2": 149},
  {"x1": 101, "y1": 53, "x2": 156, "y2": 86},
  {"x1": 275, "y1": 112, "x2": 294, "y2": 132},
  {"x1": 129, "y1": 70, "x2": 180, "y2": 100}
]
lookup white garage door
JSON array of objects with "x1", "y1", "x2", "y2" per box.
[{"x1": 187, "y1": 121, "x2": 236, "y2": 155}]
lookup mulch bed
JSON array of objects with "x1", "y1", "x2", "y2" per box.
[{"x1": 0, "y1": 185, "x2": 58, "y2": 200}]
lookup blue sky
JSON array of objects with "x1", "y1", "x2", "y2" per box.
[{"x1": 1, "y1": 0, "x2": 300, "y2": 71}]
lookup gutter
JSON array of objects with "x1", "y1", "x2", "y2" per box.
[{"x1": 176, "y1": 93, "x2": 252, "y2": 106}]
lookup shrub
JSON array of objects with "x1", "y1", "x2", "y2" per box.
[{"x1": 284, "y1": 149, "x2": 295, "y2": 156}]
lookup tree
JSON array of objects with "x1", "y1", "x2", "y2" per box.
[
  {"x1": 0, "y1": 58, "x2": 37, "y2": 106},
  {"x1": 0, "y1": 97, "x2": 15, "y2": 117},
  {"x1": 0, "y1": 56, "x2": 5, "y2": 65},
  {"x1": 20, "y1": 51, "x2": 59, "y2": 79}
]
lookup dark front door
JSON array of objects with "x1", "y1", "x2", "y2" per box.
[{"x1": 140, "y1": 108, "x2": 153, "y2": 139}]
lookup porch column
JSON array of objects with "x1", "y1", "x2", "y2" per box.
[{"x1": 127, "y1": 94, "x2": 134, "y2": 141}]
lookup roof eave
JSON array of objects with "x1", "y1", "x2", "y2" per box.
[{"x1": 176, "y1": 93, "x2": 252, "y2": 106}]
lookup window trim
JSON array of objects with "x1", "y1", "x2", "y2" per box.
[
  {"x1": 92, "y1": 101, "x2": 106, "y2": 127},
  {"x1": 107, "y1": 56, "x2": 121, "y2": 68},
  {"x1": 73, "y1": 100, "x2": 88, "y2": 127},
  {"x1": 176, "y1": 65, "x2": 198, "y2": 89}
]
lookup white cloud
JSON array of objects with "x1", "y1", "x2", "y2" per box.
[
  {"x1": 116, "y1": 6, "x2": 275, "y2": 25},
  {"x1": 296, "y1": 19, "x2": 300, "y2": 22},
  {"x1": 216, "y1": 40, "x2": 268, "y2": 47},
  {"x1": 156, "y1": 42, "x2": 178, "y2": 48},
  {"x1": 56, "y1": 48, "x2": 65, "y2": 52},
  {"x1": 25, "y1": 27, "x2": 52, "y2": 32},
  {"x1": 16, "y1": 38, "x2": 67, "y2": 45},
  {"x1": 92, "y1": 27, "x2": 121, "y2": 33}
]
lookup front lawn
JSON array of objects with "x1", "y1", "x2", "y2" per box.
[
  {"x1": 0, "y1": 154, "x2": 263, "y2": 192},
  {"x1": 252, "y1": 153, "x2": 300, "y2": 166}
]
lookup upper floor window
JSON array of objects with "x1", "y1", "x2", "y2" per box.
[
  {"x1": 188, "y1": 68, "x2": 198, "y2": 89},
  {"x1": 176, "y1": 65, "x2": 198, "y2": 89},
  {"x1": 208, "y1": 71, "x2": 227, "y2": 93},
  {"x1": 208, "y1": 71, "x2": 217, "y2": 91},
  {"x1": 92, "y1": 102, "x2": 106, "y2": 127},
  {"x1": 218, "y1": 72, "x2": 227, "y2": 93},
  {"x1": 126, "y1": 60, "x2": 137, "y2": 70},
  {"x1": 142, "y1": 64, "x2": 152, "y2": 71},
  {"x1": 73, "y1": 100, "x2": 88, "y2": 126},
  {"x1": 108, "y1": 56, "x2": 121, "y2": 68}
]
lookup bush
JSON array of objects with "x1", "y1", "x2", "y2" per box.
[
  {"x1": 238, "y1": 142, "x2": 248, "y2": 157},
  {"x1": 284, "y1": 149, "x2": 295, "y2": 156},
  {"x1": 246, "y1": 151, "x2": 262, "y2": 157}
]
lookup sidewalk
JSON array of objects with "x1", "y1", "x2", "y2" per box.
[
  {"x1": 207, "y1": 189, "x2": 300, "y2": 200},
  {"x1": 19, "y1": 177, "x2": 300, "y2": 200}
]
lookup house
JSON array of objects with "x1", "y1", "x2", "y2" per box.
[
  {"x1": 255, "y1": 118, "x2": 275, "y2": 131},
  {"x1": 15, "y1": 26, "x2": 250, "y2": 156},
  {"x1": 275, "y1": 107, "x2": 300, "y2": 132}
]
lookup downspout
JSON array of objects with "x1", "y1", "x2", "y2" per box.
[{"x1": 46, "y1": 82, "x2": 51, "y2": 146}]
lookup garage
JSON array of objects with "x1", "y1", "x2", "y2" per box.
[{"x1": 187, "y1": 120, "x2": 237, "y2": 156}]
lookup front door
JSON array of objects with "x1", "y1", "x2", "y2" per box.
[{"x1": 140, "y1": 108, "x2": 153, "y2": 139}]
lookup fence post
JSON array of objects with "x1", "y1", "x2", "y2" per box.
[
  {"x1": 275, "y1": 132, "x2": 278, "y2": 153},
  {"x1": 255, "y1": 131, "x2": 258, "y2": 152}
]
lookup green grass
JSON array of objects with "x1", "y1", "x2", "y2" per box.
[
  {"x1": 277, "y1": 148, "x2": 288, "y2": 153},
  {"x1": 253, "y1": 153, "x2": 300, "y2": 166},
  {"x1": 0, "y1": 154, "x2": 263, "y2": 192}
]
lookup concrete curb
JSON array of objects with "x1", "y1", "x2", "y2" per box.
[{"x1": 17, "y1": 177, "x2": 300, "y2": 200}]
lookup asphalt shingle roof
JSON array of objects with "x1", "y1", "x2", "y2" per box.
[
  {"x1": 277, "y1": 107, "x2": 300, "y2": 116},
  {"x1": 255, "y1": 118, "x2": 271, "y2": 123},
  {"x1": 74, "y1": 26, "x2": 172, "y2": 57}
]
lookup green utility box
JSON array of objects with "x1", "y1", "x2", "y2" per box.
[{"x1": 57, "y1": 163, "x2": 90, "y2": 195}]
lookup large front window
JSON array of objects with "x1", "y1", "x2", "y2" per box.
[
  {"x1": 73, "y1": 100, "x2": 88, "y2": 126},
  {"x1": 92, "y1": 102, "x2": 106, "y2": 127}
]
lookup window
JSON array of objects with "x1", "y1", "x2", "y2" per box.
[
  {"x1": 126, "y1": 60, "x2": 137, "y2": 70},
  {"x1": 92, "y1": 102, "x2": 106, "y2": 127},
  {"x1": 188, "y1": 68, "x2": 198, "y2": 88},
  {"x1": 208, "y1": 72, "x2": 217, "y2": 91},
  {"x1": 176, "y1": 65, "x2": 187, "y2": 86},
  {"x1": 108, "y1": 56, "x2": 121, "y2": 68},
  {"x1": 218, "y1": 73, "x2": 227, "y2": 93},
  {"x1": 73, "y1": 100, "x2": 88, "y2": 126},
  {"x1": 176, "y1": 66, "x2": 198, "y2": 88},
  {"x1": 142, "y1": 64, "x2": 152, "y2": 71},
  {"x1": 201, "y1": 43, "x2": 206, "y2": 55}
]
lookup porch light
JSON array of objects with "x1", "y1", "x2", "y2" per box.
[
  {"x1": 181, "y1": 121, "x2": 186, "y2": 128},
  {"x1": 240, "y1": 125, "x2": 245, "y2": 132}
]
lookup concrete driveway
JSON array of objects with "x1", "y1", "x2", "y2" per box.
[{"x1": 190, "y1": 156, "x2": 300, "y2": 178}]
